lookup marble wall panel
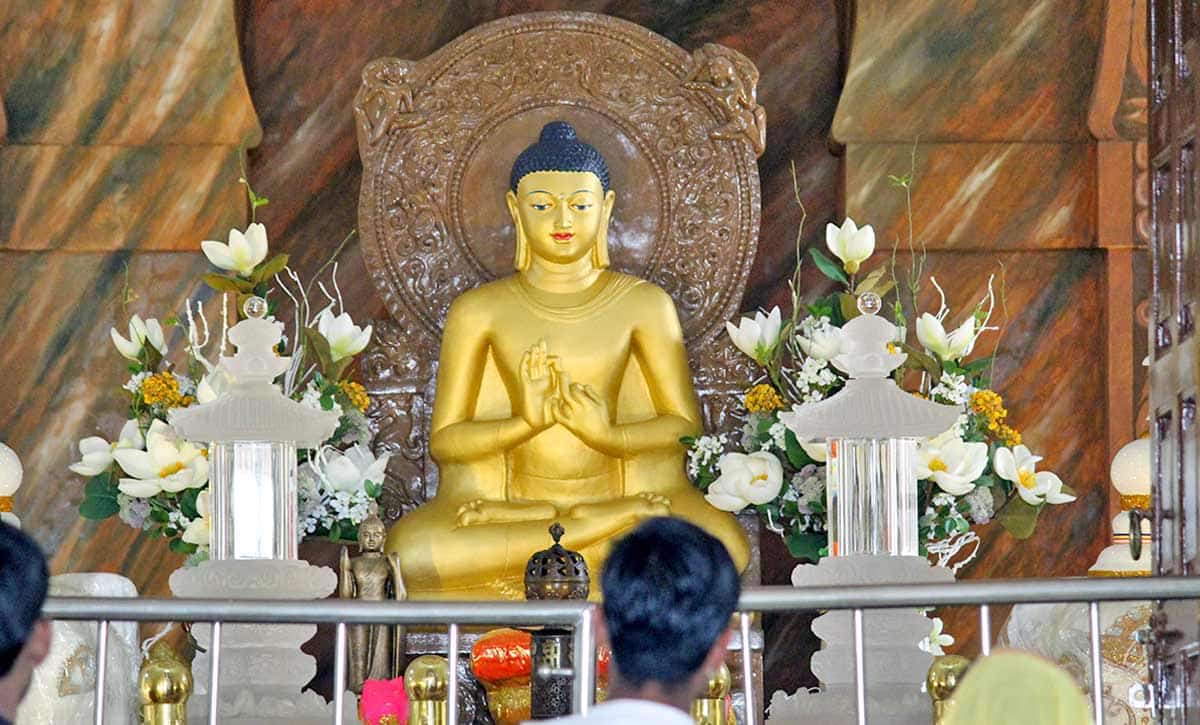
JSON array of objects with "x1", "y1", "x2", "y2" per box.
[
  {"x1": 833, "y1": 0, "x2": 1103, "y2": 143},
  {"x1": 0, "y1": 145, "x2": 248, "y2": 251},
  {"x1": 844, "y1": 142, "x2": 1096, "y2": 251},
  {"x1": 0, "y1": 1, "x2": 259, "y2": 146},
  {"x1": 0, "y1": 251, "x2": 215, "y2": 594}
]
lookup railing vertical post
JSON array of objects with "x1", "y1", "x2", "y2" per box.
[
  {"x1": 208, "y1": 621, "x2": 222, "y2": 725},
  {"x1": 333, "y1": 621, "x2": 347, "y2": 725},
  {"x1": 979, "y1": 604, "x2": 992, "y2": 656},
  {"x1": 93, "y1": 620, "x2": 108, "y2": 725},
  {"x1": 572, "y1": 606, "x2": 596, "y2": 715},
  {"x1": 853, "y1": 608, "x2": 867, "y2": 725},
  {"x1": 448, "y1": 623, "x2": 460, "y2": 725},
  {"x1": 740, "y1": 611, "x2": 756, "y2": 725},
  {"x1": 1088, "y1": 601, "x2": 1104, "y2": 722}
]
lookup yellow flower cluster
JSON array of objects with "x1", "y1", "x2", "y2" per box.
[
  {"x1": 338, "y1": 380, "x2": 370, "y2": 412},
  {"x1": 970, "y1": 390, "x2": 1021, "y2": 446},
  {"x1": 141, "y1": 373, "x2": 194, "y2": 409},
  {"x1": 744, "y1": 384, "x2": 785, "y2": 414}
]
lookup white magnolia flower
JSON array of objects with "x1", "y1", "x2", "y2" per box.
[
  {"x1": 800, "y1": 440, "x2": 827, "y2": 463},
  {"x1": 201, "y1": 222, "x2": 269, "y2": 277},
  {"x1": 796, "y1": 317, "x2": 842, "y2": 361},
  {"x1": 113, "y1": 420, "x2": 208, "y2": 498},
  {"x1": 916, "y1": 435, "x2": 988, "y2": 495},
  {"x1": 181, "y1": 490, "x2": 211, "y2": 547},
  {"x1": 110, "y1": 315, "x2": 167, "y2": 361},
  {"x1": 994, "y1": 445, "x2": 1075, "y2": 506},
  {"x1": 704, "y1": 451, "x2": 784, "y2": 512},
  {"x1": 316, "y1": 444, "x2": 390, "y2": 494},
  {"x1": 315, "y1": 309, "x2": 374, "y2": 362},
  {"x1": 915, "y1": 313, "x2": 977, "y2": 362},
  {"x1": 919, "y1": 617, "x2": 955, "y2": 656},
  {"x1": 825, "y1": 217, "x2": 875, "y2": 274},
  {"x1": 725, "y1": 307, "x2": 782, "y2": 364},
  {"x1": 68, "y1": 420, "x2": 145, "y2": 476},
  {"x1": 195, "y1": 371, "x2": 228, "y2": 405}
]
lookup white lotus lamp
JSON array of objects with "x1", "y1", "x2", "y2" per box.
[
  {"x1": 780, "y1": 293, "x2": 959, "y2": 557},
  {"x1": 0, "y1": 442, "x2": 22, "y2": 528},
  {"x1": 168, "y1": 297, "x2": 338, "y2": 560}
]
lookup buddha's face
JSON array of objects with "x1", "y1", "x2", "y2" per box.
[
  {"x1": 507, "y1": 171, "x2": 615, "y2": 265},
  {"x1": 360, "y1": 522, "x2": 385, "y2": 552}
]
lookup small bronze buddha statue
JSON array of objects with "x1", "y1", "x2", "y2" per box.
[
  {"x1": 340, "y1": 504, "x2": 405, "y2": 693},
  {"x1": 386, "y1": 121, "x2": 749, "y2": 599}
]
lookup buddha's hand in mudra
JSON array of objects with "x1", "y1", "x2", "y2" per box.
[
  {"x1": 518, "y1": 341, "x2": 561, "y2": 431},
  {"x1": 552, "y1": 374, "x2": 619, "y2": 455}
]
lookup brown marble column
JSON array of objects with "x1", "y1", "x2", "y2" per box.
[
  {"x1": 833, "y1": 0, "x2": 1119, "y2": 653},
  {"x1": 0, "y1": 0, "x2": 261, "y2": 595}
]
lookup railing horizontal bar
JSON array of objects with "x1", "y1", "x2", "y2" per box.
[
  {"x1": 739, "y1": 576, "x2": 1200, "y2": 611},
  {"x1": 40, "y1": 577, "x2": 1200, "y2": 627},
  {"x1": 42, "y1": 597, "x2": 590, "y2": 625}
]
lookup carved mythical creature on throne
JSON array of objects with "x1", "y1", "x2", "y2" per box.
[{"x1": 354, "y1": 7, "x2": 766, "y2": 600}]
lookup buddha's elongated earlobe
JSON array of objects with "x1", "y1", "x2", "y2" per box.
[
  {"x1": 507, "y1": 190, "x2": 531, "y2": 271},
  {"x1": 592, "y1": 189, "x2": 616, "y2": 270}
]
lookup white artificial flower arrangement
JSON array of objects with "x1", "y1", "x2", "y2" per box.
[
  {"x1": 686, "y1": 170, "x2": 1074, "y2": 565},
  {"x1": 70, "y1": 177, "x2": 385, "y2": 561}
]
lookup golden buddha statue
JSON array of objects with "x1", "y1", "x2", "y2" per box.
[{"x1": 386, "y1": 121, "x2": 750, "y2": 598}]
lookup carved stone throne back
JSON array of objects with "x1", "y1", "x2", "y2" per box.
[{"x1": 355, "y1": 12, "x2": 764, "y2": 525}]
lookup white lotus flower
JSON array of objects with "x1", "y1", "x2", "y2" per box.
[
  {"x1": 915, "y1": 313, "x2": 977, "y2": 362},
  {"x1": 68, "y1": 420, "x2": 145, "y2": 476},
  {"x1": 110, "y1": 315, "x2": 167, "y2": 361},
  {"x1": 315, "y1": 309, "x2": 374, "y2": 362},
  {"x1": 916, "y1": 435, "x2": 988, "y2": 495},
  {"x1": 825, "y1": 217, "x2": 875, "y2": 274},
  {"x1": 317, "y1": 444, "x2": 390, "y2": 493},
  {"x1": 796, "y1": 323, "x2": 842, "y2": 361},
  {"x1": 725, "y1": 307, "x2": 782, "y2": 364},
  {"x1": 704, "y1": 451, "x2": 784, "y2": 512},
  {"x1": 112, "y1": 420, "x2": 208, "y2": 498},
  {"x1": 919, "y1": 617, "x2": 955, "y2": 656},
  {"x1": 201, "y1": 222, "x2": 268, "y2": 276},
  {"x1": 994, "y1": 445, "x2": 1075, "y2": 506},
  {"x1": 181, "y1": 490, "x2": 211, "y2": 547}
]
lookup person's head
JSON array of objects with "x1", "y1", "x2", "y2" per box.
[
  {"x1": 507, "y1": 121, "x2": 616, "y2": 271},
  {"x1": 600, "y1": 517, "x2": 740, "y2": 701},
  {"x1": 0, "y1": 522, "x2": 50, "y2": 714},
  {"x1": 942, "y1": 649, "x2": 1092, "y2": 725}
]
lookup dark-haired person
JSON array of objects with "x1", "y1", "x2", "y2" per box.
[
  {"x1": 541, "y1": 517, "x2": 741, "y2": 724},
  {"x1": 0, "y1": 522, "x2": 50, "y2": 725}
]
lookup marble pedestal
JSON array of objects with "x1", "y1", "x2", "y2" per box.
[
  {"x1": 768, "y1": 555, "x2": 953, "y2": 724},
  {"x1": 170, "y1": 559, "x2": 354, "y2": 724}
]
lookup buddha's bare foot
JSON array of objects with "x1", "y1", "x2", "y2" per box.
[
  {"x1": 455, "y1": 499, "x2": 559, "y2": 527},
  {"x1": 568, "y1": 492, "x2": 672, "y2": 521}
]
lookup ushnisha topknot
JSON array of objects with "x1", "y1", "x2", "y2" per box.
[{"x1": 509, "y1": 121, "x2": 611, "y2": 192}]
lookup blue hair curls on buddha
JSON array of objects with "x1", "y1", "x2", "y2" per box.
[
  {"x1": 509, "y1": 121, "x2": 611, "y2": 192},
  {"x1": 506, "y1": 121, "x2": 615, "y2": 271}
]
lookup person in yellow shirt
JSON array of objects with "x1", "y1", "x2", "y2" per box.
[{"x1": 943, "y1": 649, "x2": 1093, "y2": 725}]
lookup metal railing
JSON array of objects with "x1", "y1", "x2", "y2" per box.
[{"x1": 42, "y1": 576, "x2": 1200, "y2": 725}]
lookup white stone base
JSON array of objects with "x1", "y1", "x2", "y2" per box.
[
  {"x1": 169, "y1": 559, "x2": 353, "y2": 723},
  {"x1": 768, "y1": 555, "x2": 954, "y2": 724}
]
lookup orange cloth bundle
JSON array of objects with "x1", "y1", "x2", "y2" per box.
[{"x1": 471, "y1": 628, "x2": 534, "y2": 685}]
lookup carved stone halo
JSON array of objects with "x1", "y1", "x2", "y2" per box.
[{"x1": 354, "y1": 11, "x2": 762, "y2": 347}]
